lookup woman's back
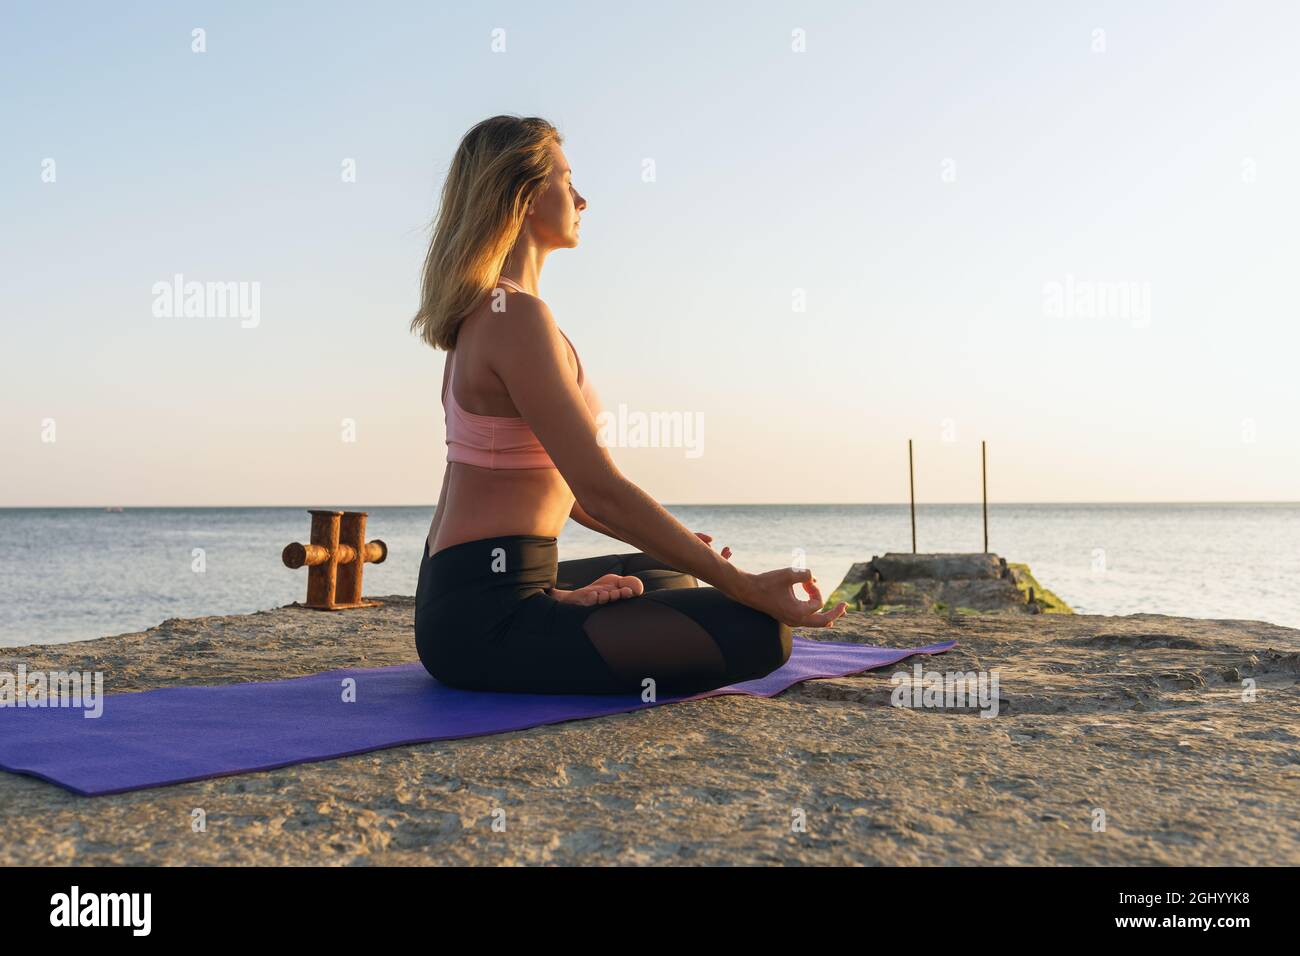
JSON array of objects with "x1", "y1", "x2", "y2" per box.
[{"x1": 426, "y1": 282, "x2": 593, "y2": 557}]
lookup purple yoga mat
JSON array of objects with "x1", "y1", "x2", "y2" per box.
[{"x1": 0, "y1": 635, "x2": 955, "y2": 796}]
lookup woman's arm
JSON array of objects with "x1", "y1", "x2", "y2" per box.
[
  {"x1": 571, "y1": 500, "x2": 731, "y2": 566},
  {"x1": 568, "y1": 498, "x2": 624, "y2": 541},
  {"x1": 491, "y1": 296, "x2": 843, "y2": 627},
  {"x1": 493, "y1": 299, "x2": 743, "y2": 592},
  {"x1": 586, "y1": 481, "x2": 746, "y2": 598}
]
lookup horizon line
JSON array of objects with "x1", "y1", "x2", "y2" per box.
[{"x1": 2, "y1": 500, "x2": 1298, "y2": 510}]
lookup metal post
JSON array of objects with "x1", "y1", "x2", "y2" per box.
[
  {"x1": 908, "y1": 439, "x2": 917, "y2": 554},
  {"x1": 982, "y1": 440, "x2": 988, "y2": 554}
]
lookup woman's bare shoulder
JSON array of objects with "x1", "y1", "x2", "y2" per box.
[
  {"x1": 453, "y1": 290, "x2": 564, "y2": 387},
  {"x1": 486, "y1": 290, "x2": 557, "y2": 342}
]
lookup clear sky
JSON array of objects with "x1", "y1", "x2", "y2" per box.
[{"x1": 3, "y1": 0, "x2": 1297, "y2": 506}]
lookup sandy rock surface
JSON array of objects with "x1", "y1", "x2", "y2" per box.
[{"x1": 1, "y1": 597, "x2": 1296, "y2": 865}]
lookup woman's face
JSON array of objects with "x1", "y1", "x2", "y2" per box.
[{"x1": 527, "y1": 140, "x2": 586, "y2": 249}]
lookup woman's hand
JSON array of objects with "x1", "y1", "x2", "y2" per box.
[
  {"x1": 738, "y1": 567, "x2": 847, "y2": 628},
  {"x1": 694, "y1": 532, "x2": 732, "y2": 560},
  {"x1": 551, "y1": 573, "x2": 645, "y2": 607}
]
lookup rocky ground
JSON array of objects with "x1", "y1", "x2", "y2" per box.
[{"x1": 1, "y1": 597, "x2": 1296, "y2": 865}]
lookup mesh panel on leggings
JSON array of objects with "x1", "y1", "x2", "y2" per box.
[{"x1": 582, "y1": 595, "x2": 728, "y2": 693}]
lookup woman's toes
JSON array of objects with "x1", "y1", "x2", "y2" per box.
[
  {"x1": 566, "y1": 575, "x2": 644, "y2": 606},
  {"x1": 586, "y1": 573, "x2": 643, "y2": 596}
]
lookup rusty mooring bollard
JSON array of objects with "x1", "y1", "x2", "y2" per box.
[{"x1": 282, "y1": 510, "x2": 387, "y2": 610}]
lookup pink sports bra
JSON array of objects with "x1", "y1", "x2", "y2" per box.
[{"x1": 444, "y1": 276, "x2": 602, "y2": 470}]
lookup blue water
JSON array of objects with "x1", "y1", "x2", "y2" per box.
[{"x1": 1, "y1": 504, "x2": 1296, "y2": 646}]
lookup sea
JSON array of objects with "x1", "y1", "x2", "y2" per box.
[{"x1": 1, "y1": 504, "x2": 1295, "y2": 647}]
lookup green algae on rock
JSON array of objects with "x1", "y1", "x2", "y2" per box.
[{"x1": 823, "y1": 552, "x2": 1073, "y2": 616}]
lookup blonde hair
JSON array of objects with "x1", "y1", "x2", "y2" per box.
[{"x1": 409, "y1": 115, "x2": 562, "y2": 350}]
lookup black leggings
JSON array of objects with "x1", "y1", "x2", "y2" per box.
[{"x1": 414, "y1": 535, "x2": 792, "y2": 695}]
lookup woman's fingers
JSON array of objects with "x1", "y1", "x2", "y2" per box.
[
  {"x1": 781, "y1": 566, "x2": 822, "y2": 602},
  {"x1": 784, "y1": 598, "x2": 847, "y2": 627},
  {"x1": 770, "y1": 567, "x2": 846, "y2": 627},
  {"x1": 800, "y1": 576, "x2": 825, "y2": 606},
  {"x1": 695, "y1": 532, "x2": 733, "y2": 560},
  {"x1": 783, "y1": 567, "x2": 813, "y2": 586},
  {"x1": 802, "y1": 601, "x2": 848, "y2": 626}
]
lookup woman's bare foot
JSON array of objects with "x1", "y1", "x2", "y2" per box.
[{"x1": 550, "y1": 573, "x2": 645, "y2": 606}]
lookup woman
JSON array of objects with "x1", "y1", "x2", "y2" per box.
[{"x1": 411, "y1": 115, "x2": 847, "y2": 696}]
